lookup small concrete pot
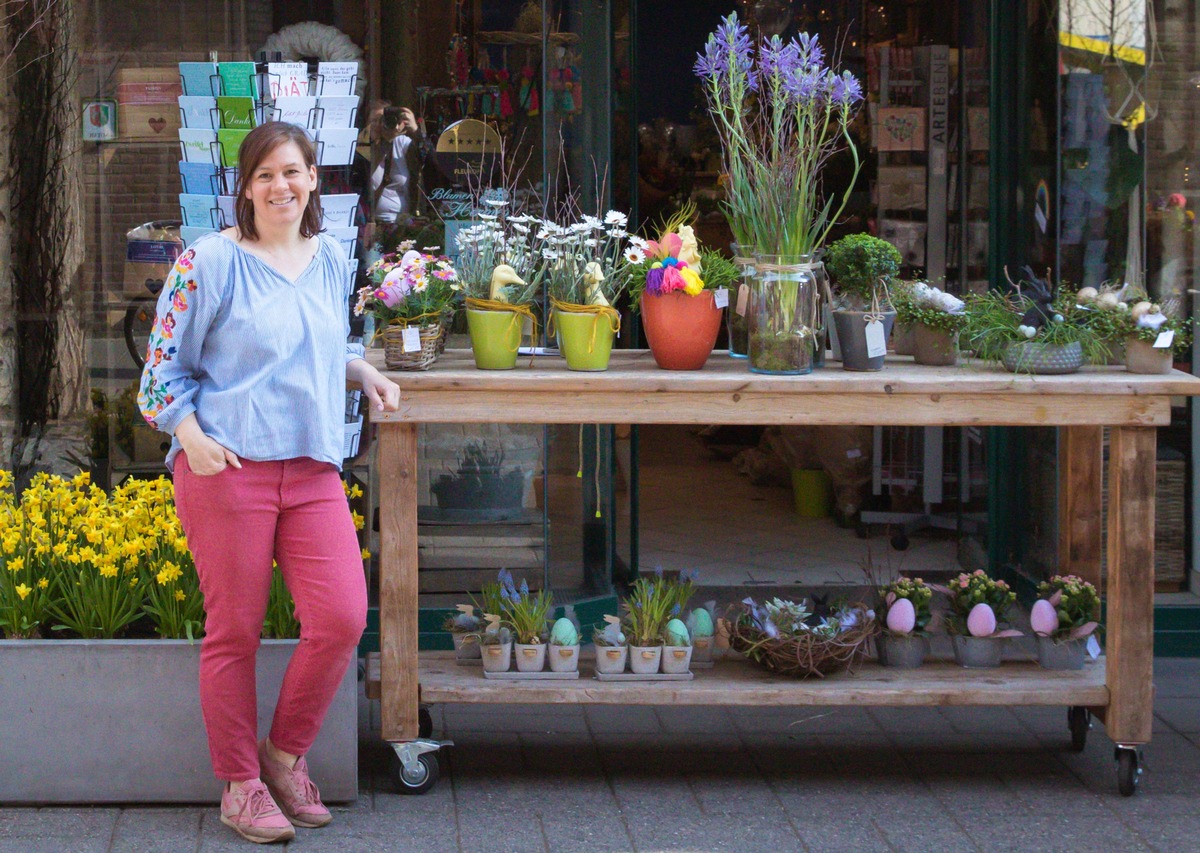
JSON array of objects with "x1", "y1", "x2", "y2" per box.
[
  {"x1": 1001, "y1": 340, "x2": 1083, "y2": 375},
  {"x1": 594, "y1": 644, "x2": 628, "y2": 674},
  {"x1": 661, "y1": 645, "x2": 693, "y2": 674},
  {"x1": 481, "y1": 641, "x2": 512, "y2": 672},
  {"x1": 833, "y1": 310, "x2": 895, "y2": 371},
  {"x1": 876, "y1": 633, "x2": 929, "y2": 668},
  {"x1": 892, "y1": 322, "x2": 915, "y2": 356},
  {"x1": 691, "y1": 636, "x2": 715, "y2": 664},
  {"x1": 1125, "y1": 338, "x2": 1173, "y2": 375},
  {"x1": 1037, "y1": 636, "x2": 1088, "y2": 670},
  {"x1": 912, "y1": 323, "x2": 958, "y2": 366},
  {"x1": 515, "y1": 642, "x2": 547, "y2": 672},
  {"x1": 629, "y1": 645, "x2": 663, "y2": 675},
  {"x1": 452, "y1": 632, "x2": 481, "y2": 660},
  {"x1": 952, "y1": 635, "x2": 1004, "y2": 668},
  {"x1": 548, "y1": 643, "x2": 580, "y2": 673}
]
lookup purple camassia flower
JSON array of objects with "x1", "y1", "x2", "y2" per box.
[
  {"x1": 828, "y1": 70, "x2": 864, "y2": 107},
  {"x1": 784, "y1": 66, "x2": 826, "y2": 104},
  {"x1": 758, "y1": 35, "x2": 801, "y2": 84},
  {"x1": 793, "y1": 32, "x2": 824, "y2": 69},
  {"x1": 693, "y1": 12, "x2": 757, "y2": 90}
]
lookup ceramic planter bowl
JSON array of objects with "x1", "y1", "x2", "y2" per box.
[
  {"x1": 594, "y1": 644, "x2": 628, "y2": 674},
  {"x1": 628, "y1": 645, "x2": 662, "y2": 675},
  {"x1": 661, "y1": 645, "x2": 693, "y2": 674},
  {"x1": 912, "y1": 323, "x2": 957, "y2": 366},
  {"x1": 515, "y1": 642, "x2": 547, "y2": 672},
  {"x1": 641, "y1": 290, "x2": 724, "y2": 370},
  {"x1": 833, "y1": 310, "x2": 895, "y2": 371},
  {"x1": 952, "y1": 635, "x2": 1004, "y2": 668},
  {"x1": 876, "y1": 633, "x2": 929, "y2": 668},
  {"x1": 1001, "y1": 340, "x2": 1083, "y2": 374},
  {"x1": 1037, "y1": 636, "x2": 1088, "y2": 670},
  {"x1": 466, "y1": 307, "x2": 522, "y2": 370},
  {"x1": 548, "y1": 643, "x2": 580, "y2": 672},
  {"x1": 481, "y1": 641, "x2": 512, "y2": 672},
  {"x1": 1125, "y1": 338, "x2": 1173, "y2": 375},
  {"x1": 554, "y1": 308, "x2": 617, "y2": 371},
  {"x1": 691, "y1": 636, "x2": 715, "y2": 664},
  {"x1": 451, "y1": 632, "x2": 481, "y2": 660}
]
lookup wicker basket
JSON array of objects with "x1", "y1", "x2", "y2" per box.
[
  {"x1": 383, "y1": 322, "x2": 443, "y2": 371},
  {"x1": 1100, "y1": 454, "x2": 1186, "y2": 590},
  {"x1": 729, "y1": 605, "x2": 876, "y2": 678}
]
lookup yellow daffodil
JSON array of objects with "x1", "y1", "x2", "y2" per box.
[
  {"x1": 8, "y1": 556, "x2": 24, "y2": 572},
  {"x1": 37, "y1": 577, "x2": 48, "y2": 589},
  {"x1": 361, "y1": 547, "x2": 371, "y2": 560},
  {"x1": 351, "y1": 510, "x2": 365, "y2": 531},
  {"x1": 174, "y1": 589, "x2": 186, "y2": 602},
  {"x1": 14, "y1": 583, "x2": 31, "y2": 600}
]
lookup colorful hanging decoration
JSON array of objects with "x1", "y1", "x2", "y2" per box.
[{"x1": 518, "y1": 65, "x2": 539, "y2": 116}]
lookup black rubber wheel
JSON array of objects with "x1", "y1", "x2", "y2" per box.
[
  {"x1": 891, "y1": 533, "x2": 910, "y2": 551},
  {"x1": 393, "y1": 750, "x2": 439, "y2": 795},
  {"x1": 1068, "y1": 706, "x2": 1089, "y2": 752},
  {"x1": 1116, "y1": 748, "x2": 1139, "y2": 797},
  {"x1": 419, "y1": 706, "x2": 433, "y2": 739},
  {"x1": 124, "y1": 296, "x2": 158, "y2": 368}
]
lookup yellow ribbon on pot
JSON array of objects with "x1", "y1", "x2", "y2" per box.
[
  {"x1": 548, "y1": 297, "x2": 621, "y2": 354},
  {"x1": 371, "y1": 311, "x2": 444, "y2": 345},
  {"x1": 464, "y1": 296, "x2": 539, "y2": 354}
]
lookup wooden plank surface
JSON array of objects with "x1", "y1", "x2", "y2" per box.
[
  {"x1": 1059, "y1": 426, "x2": 1104, "y2": 591},
  {"x1": 415, "y1": 654, "x2": 1109, "y2": 707},
  {"x1": 1105, "y1": 426, "x2": 1157, "y2": 744},
  {"x1": 379, "y1": 423, "x2": 420, "y2": 742}
]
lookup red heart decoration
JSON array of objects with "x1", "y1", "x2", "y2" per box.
[{"x1": 149, "y1": 117, "x2": 166, "y2": 133}]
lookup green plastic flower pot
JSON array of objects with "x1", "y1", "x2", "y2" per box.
[
  {"x1": 790, "y1": 468, "x2": 832, "y2": 518},
  {"x1": 466, "y1": 308, "x2": 522, "y2": 370},
  {"x1": 554, "y1": 308, "x2": 616, "y2": 371}
]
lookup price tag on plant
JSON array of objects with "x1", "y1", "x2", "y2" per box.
[
  {"x1": 735, "y1": 284, "x2": 749, "y2": 316},
  {"x1": 402, "y1": 327, "x2": 422, "y2": 353},
  {"x1": 1154, "y1": 330, "x2": 1174, "y2": 349},
  {"x1": 1086, "y1": 635, "x2": 1101, "y2": 659},
  {"x1": 714, "y1": 288, "x2": 730, "y2": 309},
  {"x1": 864, "y1": 319, "x2": 888, "y2": 358}
]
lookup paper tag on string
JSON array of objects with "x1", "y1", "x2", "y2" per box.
[
  {"x1": 1087, "y1": 635, "x2": 1101, "y2": 659},
  {"x1": 401, "y1": 327, "x2": 422, "y2": 353},
  {"x1": 1154, "y1": 330, "x2": 1174, "y2": 349},
  {"x1": 714, "y1": 288, "x2": 730, "y2": 309},
  {"x1": 735, "y1": 284, "x2": 749, "y2": 316},
  {"x1": 865, "y1": 320, "x2": 888, "y2": 358}
]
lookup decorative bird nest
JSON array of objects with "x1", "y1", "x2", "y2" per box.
[{"x1": 729, "y1": 604, "x2": 876, "y2": 679}]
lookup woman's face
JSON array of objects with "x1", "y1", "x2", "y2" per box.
[{"x1": 244, "y1": 140, "x2": 317, "y2": 231}]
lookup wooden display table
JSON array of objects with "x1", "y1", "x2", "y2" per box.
[{"x1": 369, "y1": 349, "x2": 1200, "y2": 794}]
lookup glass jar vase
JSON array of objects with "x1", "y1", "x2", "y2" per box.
[{"x1": 749, "y1": 253, "x2": 818, "y2": 375}]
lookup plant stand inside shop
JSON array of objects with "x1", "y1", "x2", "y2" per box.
[{"x1": 368, "y1": 349, "x2": 1200, "y2": 797}]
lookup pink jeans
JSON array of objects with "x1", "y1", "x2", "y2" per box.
[{"x1": 174, "y1": 454, "x2": 367, "y2": 781}]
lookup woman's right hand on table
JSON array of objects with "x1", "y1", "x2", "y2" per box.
[{"x1": 176, "y1": 414, "x2": 241, "y2": 476}]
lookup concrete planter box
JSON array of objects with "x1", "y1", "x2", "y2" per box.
[{"x1": 0, "y1": 639, "x2": 357, "y2": 805}]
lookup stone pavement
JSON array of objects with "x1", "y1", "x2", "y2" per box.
[{"x1": 3, "y1": 658, "x2": 1200, "y2": 852}]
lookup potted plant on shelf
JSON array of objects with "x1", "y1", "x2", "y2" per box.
[
  {"x1": 876, "y1": 577, "x2": 934, "y2": 668},
  {"x1": 547, "y1": 615, "x2": 581, "y2": 673},
  {"x1": 941, "y1": 570, "x2": 1021, "y2": 668},
  {"x1": 355, "y1": 244, "x2": 460, "y2": 371},
  {"x1": 622, "y1": 577, "x2": 674, "y2": 674},
  {"x1": 455, "y1": 194, "x2": 545, "y2": 370},
  {"x1": 824, "y1": 233, "x2": 902, "y2": 371},
  {"x1": 686, "y1": 602, "x2": 718, "y2": 665},
  {"x1": 1116, "y1": 298, "x2": 1190, "y2": 375},
  {"x1": 592, "y1": 617, "x2": 628, "y2": 674},
  {"x1": 478, "y1": 624, "x2": 514, "y2": 673},
  {"x1": 1030, "y1": 574, "x2": 1100, "y2": 670},
  {"x1": 730, "y1": 595, "x2": 876, "y2": 678},
  {"x1": 498, "y1": 569, "x2": 552, "y2": 672},
  {"x1": 627, "y1": 207, "x2": 738, "y2": 370},
  {"x1": 961, "y1": 268, "x2": 1106, "y2": 374},
  {"x1": 1072, "y1": 285, "x2": 1130, "y2": 364},
  {"x1": 662, "y1": 618, "x2": 693, "y2": 673},
  {"x1": 891, "y1": 282, "x2": 966, "y2": 366},
  {"x1": 442, "y1": 604, "x2": 483, "y2": 662},
  {"x1": 694, "y1": 15, "x2": 864, "y2": 373},
  {"x1": 539, "y1": 208, "x2": 638, "y2": 371}
]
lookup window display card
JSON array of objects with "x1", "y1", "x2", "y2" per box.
[
  {"x1": 178, "y1": 193, "x2": 219, "y2": 228},
  {"x1": 874, "y1": 106, "x2": 926, "y2": 152},
  {"x1": 180, "y1": 225, "x2": 217, "y2": 247},
  {"x1": 216, "y1": 128, "x2": 251, "y2": 166},
  {"x1": 272, "y1": 96, "x2": 317, "y2": 127},
  {"x1": 268, "y1": 62, "x2": 310, "y2": 99},
  {"x1": 316, "y1": 62, "x2": 358, "y2": 96},
  {"x1": 320, "y1": 194, "x2": 359, "y2": 228},
  {"x1": 876, "y1": 166, "x2": 926, "y2": 211},
  {"x1": 325, "y1": 226, "x2": 358, "y2": 259},
  {"x1": 178, "y1": 96, "x2": 217, "y2": 129},
  {"x1": 315, "y1": 96, "x2": 358, "y2": 128},
  {"x1": 216, "y1": 196, "x2": 236, "y2": 229},
  {"x1": 178, "y1": 161, "x2": 219, "y2": 195},
  {"x1": 217, "y1": 61, "x2": 258, "y2": 98},
  {"x1": 178, "y1": 62, "x2": 219, "y2": 97},
  {"x1": 219, "y1": 167, "x2": 240, "y2": 195},
  {"x1": 217, "y1": 96, "x2": 257, "y2": 130},
  {"x1": 178, "y1": 128, "x2": 218, "y2": 164},
  {"x1": 315, "y1": 128, "x2": 357, "y2": 165}
]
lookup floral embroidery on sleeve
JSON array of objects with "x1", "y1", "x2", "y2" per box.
[{"x1": 138, "y1": 249, "x2": 199, "y2": 427}]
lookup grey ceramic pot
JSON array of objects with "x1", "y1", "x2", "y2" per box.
[
  {"x1": 877, "y1": 633, "x2": 929, "y2": 668},
  {"x1": 1037, "y1": 636, "x2": 1087, "y2": 670},
  {"x1": 1001, "y1": 340, "x2": 1083, "y2": 374},
  {"x1": 952, "y1": 635, "x2": 1004, "y2": 668},
  {"x1": 833, "y1": 310, "x2": 896, "y2": 371}
]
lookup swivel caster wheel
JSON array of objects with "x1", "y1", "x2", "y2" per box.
[
  {"x1": 391, "y1": 743, "x2": 441, "y2": 795},
  {"x1": 1115, "y1": 746, "x2": 1141, "y2": 797},
  {"x1": 1067, "y1": 706, "x2": 1090, "y2": 752}
]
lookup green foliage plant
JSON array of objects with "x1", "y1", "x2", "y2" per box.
[
  {"x1": 824, "y1": 233, "x2": 902, "y2": 311},
  {"x1": 622, "y1": 577, "x2": 675, "y2": 646},
  {"x1": 891, "y1": 281, "x2": 966, "y2": 334},
  {"x1": 1036, "y1": 574, "x2": 1101, "y2": 641},
  {"x1": 942, "y1": 570, "x2": 1016, "y2": 636},
  {"x1": 960, "y1": 289, "x2": 1107, "y2": 366},
  {"x1": 878, "y1": 577, "x2": 934, "y2": 635}
]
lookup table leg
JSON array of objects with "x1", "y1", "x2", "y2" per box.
[
  {"x1": 379, "y1": 423, "x2": 420, "y2": 742},
  {"x1": 1104, "y1": 426, "x2": 1156, "y2": 745},
  {"x1": 1058, "y1": 426, "x2": 1104, "y2": 591}
]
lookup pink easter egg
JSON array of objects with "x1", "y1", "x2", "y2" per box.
[
  {"x1": 1030, "y1": 599, "x2": 1059, "y2": 636},
  {"x1": 886, "y1": 597, "x2": 916, "y2": 634},
  {"x1": 966, "y1": 603, "x2": 996, "y2": 638}
]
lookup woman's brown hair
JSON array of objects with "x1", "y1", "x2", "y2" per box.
[{"x1": 233, "y1": 122, "x2": 322, "y2": 240}]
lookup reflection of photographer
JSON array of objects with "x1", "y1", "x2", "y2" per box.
[{"x1": 367, "y1": 100, "x2": 429, "y2": 223}]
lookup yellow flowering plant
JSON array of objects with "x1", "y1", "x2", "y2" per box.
[{"x1": 0, "y1": 471, "x2": 54, "y2": 638}]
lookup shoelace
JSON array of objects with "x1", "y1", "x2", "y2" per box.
[
  {"x1": 241, "y1": 785, "x2": 281, "y2": 821},
  {"x1": 285, "y1": 763, "x2": 322, "y2": 806}
]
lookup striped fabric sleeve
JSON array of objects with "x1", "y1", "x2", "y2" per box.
[{"x1": 137, "y1": 243, "x2": 224, "y2": 434}]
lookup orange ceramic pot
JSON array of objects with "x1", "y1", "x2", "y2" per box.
[{"x1": 641, "y1": 290, "x2": 724, "y2": 370}]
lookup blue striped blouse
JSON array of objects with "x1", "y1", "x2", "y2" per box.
[{"x1": 138, "y1": 232, "x2": 364, "y2": 471}]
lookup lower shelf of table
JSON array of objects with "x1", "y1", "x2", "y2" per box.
[{"x1": 414, "y1": 654, "x2": 1110, "y2": 708}]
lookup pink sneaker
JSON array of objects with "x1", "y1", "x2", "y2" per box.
[
  {"x1": 259, "y1": 739, "x2": 333, "y2": 828},
  {"x1": 220, "y1": 779, "x2": 295, "y2": 844}
]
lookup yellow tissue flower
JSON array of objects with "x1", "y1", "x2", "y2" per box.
[{"x1": 679, "y1": 267, "x2": 705, "y2": 296}]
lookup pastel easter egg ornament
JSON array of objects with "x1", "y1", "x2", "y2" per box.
[
  {"x1": 886, "y1": 597, "x2": 917, "y2": 634},
  {"x1": 549, "y1": 617, "x2": 579, "y2": 647},
  {"x1": 664, "y1": 618, "x2": 691, "y2": 646},
  {"x1": 966, "y1": 603, "x2": 997, "y2": 638},
  {"x1": 1029, "y1": 599, "x2": 1060, "y2": 636}
]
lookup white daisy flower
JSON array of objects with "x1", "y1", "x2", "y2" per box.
[{"x1": 604, "y1": 210, "x2": 628, "y2": 227}]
